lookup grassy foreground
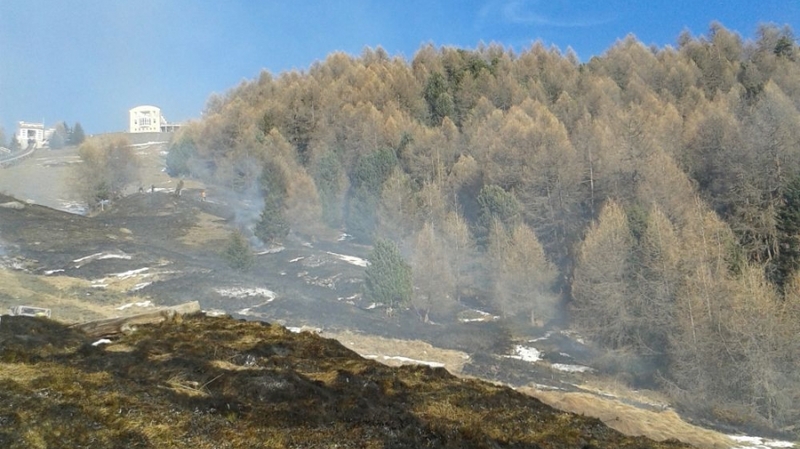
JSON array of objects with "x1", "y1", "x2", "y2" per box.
[{"x1": 0, "y1": 313, "x2": 694, "y2": 449}]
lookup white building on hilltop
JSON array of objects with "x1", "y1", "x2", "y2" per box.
[
  {"x1": 16, "y1": 121, "x2": 46, "y2": 148},
  {"x1": 129, "y1": 105, "x2": 182, "y2": 133}
]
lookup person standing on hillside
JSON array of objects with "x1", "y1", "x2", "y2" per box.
[{"x1": 175, "y1": 179, "x2": 184, "y2": 196}]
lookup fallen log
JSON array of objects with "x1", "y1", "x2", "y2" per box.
[{"x1": 71, "y1": 301, "x2": 201, "y2": 338}]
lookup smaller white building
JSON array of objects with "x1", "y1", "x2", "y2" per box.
[{"x1": 16, "y1": 121, "x2": 45, "y2": 148}]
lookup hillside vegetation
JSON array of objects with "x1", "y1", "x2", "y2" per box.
[
  {"x1": 0, "y1": 313, "x2": 695, "y2": 449},
  {"x1": 165, "y1": 23, "x2": 800, "y2": 433}
]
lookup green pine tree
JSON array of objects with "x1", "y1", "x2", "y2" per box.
[
  {"x1": 254, "y1": 194, "x2": 290, "y2": 243},
  {"x1": 475, "y1": 184, "x2": 521, "y2": 245},
  {"x1": 70, "y1": 122, "x2": 86, "y2": 145},
  {"x1": 773, "y1": 176, "x2": 800, "y2": 290},
  {"x1": 345, "y1": 148, "x2": 397, "y2": 241},
  {"x1": 222, "y1": 231, "x2": 254, "y2": 271},
  {"x1": 363, "y1": 239, "x2": 412, "y2": 312},
  {"x1": 313, "y1": 150, "x2": 345, "y2": 228},
  {"x1": 166, "y1": 136, "x2": 197, "y2": 177}
]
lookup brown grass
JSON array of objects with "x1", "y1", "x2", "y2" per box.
[
  {"x1": 179, "y1": 211, "x2": 230, "y2": 246},
  {"x1": 0, "y1": 270, "x2": 120, "y2": 322},
  {"x1": 521, "y1": 387, "x2": 735, "y2": 449},
  {"x1": 0, "y1": 314, "x2": 694, "y2": 449},
  {"x1": 322, "y1": 329, "x2": 470, "y2": 374}
]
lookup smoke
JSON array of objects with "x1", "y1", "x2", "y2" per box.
[{"x1": 197, "y1": 155, "x2": 267, "y2": 247}]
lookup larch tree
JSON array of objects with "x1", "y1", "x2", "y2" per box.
[
  {"x1": 489, "y1": 221, "x2": 559, "y2": 326},
  {"x1": 442, "y1": 211, "x2": 477, "y2": 302},
  {"x1": 572, "y1": 200, "x2": 637, "y2": 348},
  {"x1": 411, "y1": 222, "x2": 456, "y2": 322}
]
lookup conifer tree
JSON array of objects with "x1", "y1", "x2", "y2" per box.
[
  {"x1": 363, "y1": 239, "x2": 412, "y2": 312},
  {"x1": 411, "y1": 223, "x2": 455, "y2": 322},
  {"x1": 70, "y1": 122, "x2": 86, "y2": 145},
  {"x1": 773, "y1": 175, "x2": 800, "y2": 289},
  {"x1": 222, "y1": 231, "x2": 254, "y2": 271}
]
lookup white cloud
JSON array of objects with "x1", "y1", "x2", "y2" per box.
[{"x1": 481, "y1": 0, "x2": 615, "y2": 28}]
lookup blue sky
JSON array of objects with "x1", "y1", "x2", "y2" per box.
[{"x1": 1, "y1": 0, "x2": 798, "y2": 137}]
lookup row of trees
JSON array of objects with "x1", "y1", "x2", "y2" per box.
[
  {"x1": 168, "y1": 23, "x2": 800, "y2": 429},
  {"x1": 48, "y1": 122, "x2": 86, "y2": 149}
]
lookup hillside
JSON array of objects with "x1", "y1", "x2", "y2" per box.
[
  {"x1": 0, "y1": 312, "x2": 693, "y2": 449},
  {"x1": 0, "y1": 190, "x2": 755, "y2": 448},
  {"x1": 162, "y1": 23, "x2": 800, "y2": 435}
]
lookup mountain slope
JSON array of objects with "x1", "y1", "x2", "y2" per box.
[{"x1": 0, "y1": 313, "x2": 693, "y2": 449}]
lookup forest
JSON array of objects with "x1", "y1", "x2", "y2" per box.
[{"x1": 164, "y1": 23, "x2": 800, "y2": 433}]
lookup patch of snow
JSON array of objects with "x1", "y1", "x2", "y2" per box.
[
  {"x1": 337, "y1": 233, "x2": 352, "y2": 241},
  {"x1": 227, "y1": 288, "x2": 278, "y2": 317},
  {"x1": 73, "y1": 251, "x2": 131, "y2": 265},
  {"x1": 92, "y1": 339, "x2": 113, "y2": 346},
  {"x1": 505, "y1": 345, "x2": 542, "y2": 363},
  {"x1": 550, "y1": 363, "x2": 594, "y2": 373},
  {"x1": 532, "y1": 383, "x2": 566, "y2": 391},
  {"x1": 365, "y1": 303, "x2": 378, "y2": 310},
  {"x1": 559, "y1": 352, "x2": 572, "y2": 358},
  {"x1": 326, "y1": 251, "x2": 370, "y2": 267},
  {"x1": 43, "y1": 269, "x2": 65, "y2": 275},
  {"x1": 459, "y1": 308, "x2": 500, "y2": 322},
  {"x1": 215, "y1": 287, "x2": 276, "y2": 300},
  {"x1": 529, "y1": 331, "x2": 553, "y2": 343},
  {"x1": 203, "y1": 309, "x2": 227, "y2": 317},
  {"x1": 59, "y1": 201, "x2": 87, "y2": 215},
  {"x1": 364, "y1": 355, "x2": 445, "y2": 368},
  {"x1": 90, "y1": 284, "x2": 108, "y2": 289},
  {"x1": 128, "y1": 141, "x2": 169, "y2": 148},
  {"x1": 287, "y1": 326, "x2": 322, "y2": 334},
  {"x1": 130, "y1": 282, "x2": 152, "y2": 292},
  {"x1": 729, "y1": 435, "x2": 796, "y2": 449},
  {"x1": 115, "y1": 300, "x2": 154, "y2": 311},
  {"x1": 0, "y1": 201, "x2": 25, "y2": 209},
  {"x1": 99, "y1": 253, "x2": 131, "y2": 260},
  {"x1": 302, "y1": 242, "x2": 313, "y2": 248},
  {"x1": 288, "y1": 256, "x2": 305, "y2": 263},
  {"x1": 110, "y1": 267, "x2": 149, "y2": 279},
  {"x1": 255, "y1": 246, "x2": 284, "y2": 255}
]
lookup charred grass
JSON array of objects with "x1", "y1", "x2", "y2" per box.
[{"x1": 0, "y1": 314, "x2": 694, "y2": 448}]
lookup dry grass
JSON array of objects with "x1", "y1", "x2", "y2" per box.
[
  {"x1": 179, "y1": 211, "x2": 230, "y2": 246},
  {"x1": 322, "y1": 329, "x2": 471, "y2": 374},
  {"x1": 521, "y1": 387, "x2": 735, "y2": 449},
  {"x1": 0, "y1": 314, "x2": 694, "y2": 448},
  {"x1": 0, "y1": 270, "x2": 120, "y2": 322}
]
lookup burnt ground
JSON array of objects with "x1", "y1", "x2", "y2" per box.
[
  {"x1": 0, "y1": 190, "x2": 595, "y2": 391},
  {"x1": 1, "y1": 190, "x2": 784, "y2": 448},
  {"x1": 0, "y1": 313, "x2": 693, "y2": 449}
]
